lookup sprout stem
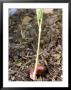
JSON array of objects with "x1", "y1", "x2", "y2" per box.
[
  {"x1": 31, "y1": 9, "x2": 43, "y2": 80},
  {"x1": 32, "y1": 24, "x2": 42, "y2": 80}
]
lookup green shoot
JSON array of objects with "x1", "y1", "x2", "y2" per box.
[
  {"x1": 36, "y1": 9, "x2": 43, "y2": 26},
  {"x1": 32, "y1": 9, "x2": 43, "y2": 80}
]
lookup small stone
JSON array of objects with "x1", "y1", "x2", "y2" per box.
[
  {"x1": 9, "y1": 69, "x2": 16, "y2": 75},
  {"x1": 43, "y1": 9, "x2": 53, "y2": 14},
  {"x1": 11, "y1": 76, "x2": 15, "y2": 80},
  {"x1": 22, "y1": 16, "x2": 32, "y2": 25},
  {"x1": 16, "y1": 62, "x2": 22, "y2": 67},
  {"x1": 53, "y1": 53, "x2": 61, "y2": 60}
]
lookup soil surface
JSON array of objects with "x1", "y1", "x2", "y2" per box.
[{"x1": 9, "y1": 9, "x2": 62, "y2": 81}]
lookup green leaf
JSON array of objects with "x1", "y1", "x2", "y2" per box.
[{"x1": 36, "y1": 9, "x2": 43, "y2": 25}]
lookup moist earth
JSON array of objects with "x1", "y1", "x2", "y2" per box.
[{"x1": 9, "y1": 9, "x2": 62, "y2": 81}]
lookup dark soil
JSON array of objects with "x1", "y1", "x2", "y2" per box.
[{"x1": 9, "y1": 9, "x2": 62, "y2": 81}]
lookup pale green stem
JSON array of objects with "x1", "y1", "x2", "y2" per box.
[{"x1": 32, "y1": 24, "x2": 42, "y2": 79}]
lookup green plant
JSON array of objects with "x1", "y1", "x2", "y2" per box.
[{"x1": 30, "y1": 9, "x2": 43, "y2": 80}]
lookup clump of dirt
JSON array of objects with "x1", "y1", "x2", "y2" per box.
[{"x1": 9, "y1": 9, "x2": 62, "y2": 81}]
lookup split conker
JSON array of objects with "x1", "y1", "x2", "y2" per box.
[{"x1": 30, "y1": 64, "x2": 47, "y2": 80}]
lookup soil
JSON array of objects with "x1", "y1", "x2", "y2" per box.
[{"x1": 9, "y1": 9, "x2": 62, "y2": 81}]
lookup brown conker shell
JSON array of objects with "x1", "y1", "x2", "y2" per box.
[
  {"x1": 36, "y1": 64, "x2": 46, "y2": 75},
  {"x1": 30, "y1": 64, "x2": 46, "y2": 80}
]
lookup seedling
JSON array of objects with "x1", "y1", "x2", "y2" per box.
[{"x1": 30, "y1": 9, "x2": 43, "y2": 80}]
